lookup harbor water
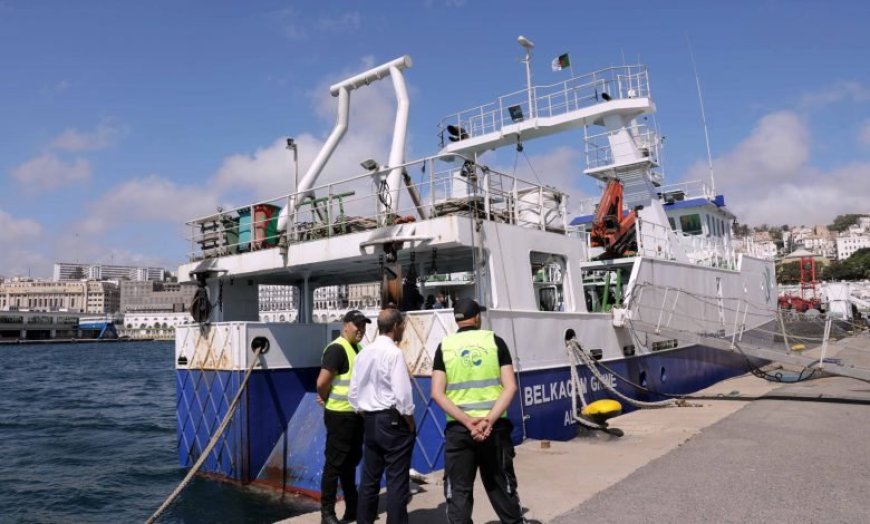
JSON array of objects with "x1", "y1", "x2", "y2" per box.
[{"x1": 0, "y1": 341, "x2": 313, "y2": 523}]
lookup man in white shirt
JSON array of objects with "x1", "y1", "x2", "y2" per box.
[{"x1": 349, "y1": 308, "x2": 416, "y2": 524}]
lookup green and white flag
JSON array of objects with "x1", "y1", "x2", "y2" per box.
[{"x1": 551, "y1": 53, "x2": 570, "y2": 71}]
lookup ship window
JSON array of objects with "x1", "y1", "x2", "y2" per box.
[
  {"x1": 706, "y1": 215, "x2": 713, "y2": 236},
  {"x1": 530, "y1": 252, "x2": 566, "y2": 312},
  {"x1": 668, "y1": 217, "x2": 676, "y2": 230},
  {"x1": 679, "y1": 214, "x2": 703, "y2": 235}
]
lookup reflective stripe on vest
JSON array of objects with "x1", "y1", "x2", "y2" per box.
[
  {"x1": 324, "y1": 336, "x2": 359, "y2": 412},
  {"x1": 441, "y1": 330, "x2": 504, "y2": 421}
]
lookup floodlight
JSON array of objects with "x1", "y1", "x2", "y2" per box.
[{"x1": 517, "y1": 35, "x2": 535, "y2": 50}]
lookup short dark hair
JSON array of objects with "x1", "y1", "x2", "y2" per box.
[{"x1": 377, "y1": 308, "x2": 404, "y2": 334}]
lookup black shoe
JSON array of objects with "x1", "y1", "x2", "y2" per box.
[
  {"x1": 321, "y1": 513, "x2": 341, "y2": 524},
  {"x1": 340, "y1": 513, "x2": 357, "y2": 523}
]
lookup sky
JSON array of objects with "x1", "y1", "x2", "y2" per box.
[{"x1": 1, "y1": 0, "x2": 869, "y2": 278}]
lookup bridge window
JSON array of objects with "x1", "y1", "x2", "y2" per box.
[
  {"x1": 668, "y1": 217, "x2": 676, "y2": 230},
  {"x1": 679, "y1": 214, "x2": 703, "y2": 235}
]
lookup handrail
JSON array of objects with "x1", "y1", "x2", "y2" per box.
[{"x1": 184, "y1": 155, "x2": 570, "y2": 261}]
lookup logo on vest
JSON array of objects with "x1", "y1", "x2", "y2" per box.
[{"x1": 460, "y1": 347, "x2": 484, "y2": 367}]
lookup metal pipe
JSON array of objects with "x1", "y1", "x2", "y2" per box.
[
  {"x1": 277, "y1": 87, "x2": 349, "y2": 233},
  {"x1": 383, "y1": 64, "x2": 411, "y2": 218},
  {"x1": 278, "y1": 55, "x2": 413, "y2": 233},
  {"x1": 401, "y1": 170, "x2": 428, "y2": 220},
  {"x1": 329, "y1": 55, "x2": 412, "y2": 96}
]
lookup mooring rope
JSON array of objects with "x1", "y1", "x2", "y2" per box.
[
  {"x1": 145, "y1": 345, "x2": 265, "y2": 524},
  {"x1": 567, "y1": 338, "x2": 676, "y2": 409}
]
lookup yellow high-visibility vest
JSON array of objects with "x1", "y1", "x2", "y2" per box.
[
  {"x1": 324, "y1": 336, "x2": 359, "y2": 412},
  {"x1": 441, "y1": 330, "x2": 504, "y2": 421}
]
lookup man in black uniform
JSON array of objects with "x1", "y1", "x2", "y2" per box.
[
  {"x1": 317, "y1": 310, "x2": 370, "y2": 524},
  {"x1": 431, "y1": 298, "x2": 526, "y2": 524}
]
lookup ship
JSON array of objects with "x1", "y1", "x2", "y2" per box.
[{"x1": 173, "y1": 52, "x2": 776, "y2": 497}]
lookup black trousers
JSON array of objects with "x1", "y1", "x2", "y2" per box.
[
  {"x1": 321, "y1": 409, "x2": 365, "y2": 515},
  {"x1": 358, "y1": 409, "x2": 415, "y2": 524},
  {"x1": 443, "y1": 419, "x2": 525, "y2": 524}
]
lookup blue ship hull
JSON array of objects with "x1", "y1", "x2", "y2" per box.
[{"x1": 176, "y1": 344, "x2": 755, "y2": 497}]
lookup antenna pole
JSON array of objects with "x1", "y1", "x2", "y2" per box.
[
  {"x1": 523, "y1": 48, "x2": 534, "y2": 118},
  {"x1": 518, "y1": 35, "x2": 536, "y2": 119},
  {"x1": 688, "y1": 36, "x2": 716, "y2": 199}
]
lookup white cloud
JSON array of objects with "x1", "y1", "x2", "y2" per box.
[
  {"x1": 0, "y1": 208, "x2": 47, "y2": 278},
  {"x1": 316, "y1": 12, "x2": 361, "y2": 33},
  {"x1": 50, "y1": 119, "x2": 128, "y2": 152},
  {"x1": 77, "y1": 174, "x2": 219, "y2": 235},
  {"x1": 799, "y1": 81, "x2": 870, "y2": 111},
  {"x1": 10, "y1": 153, "x2": 92, "y2": 190},
  {"x1": 487, "y1": 146, "x2": 588, "y2": 212},
  {"x1": 0, "y1": 208, "x2": 42, "y2": 243},
  {"x1": 273, "y1": 7, "x2": 307, "y2": 40},
  {"x1": 682, "y1": 109, "x2": 870, "y2": 225}
]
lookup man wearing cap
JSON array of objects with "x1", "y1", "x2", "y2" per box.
[
  {"x1": 431, "y1": 298, "x2": 525, "y2": 524},
  {"x1": 349, "y1": 307, "x2": 416, "y2": 524},
  {"x1": 317, "y1": 310, "x2": 371, "y2": 524}
]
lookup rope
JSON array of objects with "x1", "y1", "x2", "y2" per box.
[
  {"x1": 566, "y1": 338, "x2": 676, "y2": 411},
  {"x1": 566, "y1": 340, "x2": 608, "y2": 430},
  {"x1": 145, "y1": 346, "x2": 265, "y2": 524}
]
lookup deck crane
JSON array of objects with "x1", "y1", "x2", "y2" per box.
[{"x1": 590, "y1": 179, "x2": 637, "y2": 259}]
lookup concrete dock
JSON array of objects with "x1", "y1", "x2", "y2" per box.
[{"x1": 282, "y1": 334, "x2": 870, "y2": 523}]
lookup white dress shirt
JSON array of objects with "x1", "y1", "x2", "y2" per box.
[{"x1": 349, "y1": 334, "x2": 415, "y2": 416}]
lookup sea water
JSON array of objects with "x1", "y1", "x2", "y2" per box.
[{"x1": 0, "y1": 341, "x2": 312, "y2": 523}]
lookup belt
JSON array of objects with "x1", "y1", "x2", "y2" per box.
[{"x1": 363, "y1": 407, "x2": 398, "y2": 416}]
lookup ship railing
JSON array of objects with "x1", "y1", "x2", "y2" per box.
[
  {"x1": 635, "y1": 218, "x2": 738, "y2": 269},
  {"x1": 657, "y1": 180, "x2": 714, "y2": 201},
  {"x1": 437, "y1": 65, "x2": 650, "y2": 147},
  {"x1": 185, "y1": 156, "x2": 570, "y2": 261},
  {"x1": 678, "y1": 233, "x2": 737, "y2": 269},
  {"x1": 635, "y1": 217, "x2": 677, "y2": 261},
  {"x1": 583, "y1": 122, "x2": 660, "y2": 170}
]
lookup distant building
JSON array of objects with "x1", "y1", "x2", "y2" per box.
[
  {"x1": 259, "y1": 285, "x2": 298, "y2": 312},
  {"x1": 0, "y1": 278, "x2": 120, "y2": 314},
  {"x1": 121, "y1": 311, "x2": 194, "y2": 339},
  {"x1": 120, "y1": 281, "x2": 197, "y2": 313},
  {"x1": 53, "y1": 262, "x2": 166, "y2": 282},
  {"x1": 837, "y1": 234, "x2": 870, "y2": 261},
  {"x1": 257, "y1": 283, "x2": 380, "y2": 324}
]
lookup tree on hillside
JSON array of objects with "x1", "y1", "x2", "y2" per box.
[
  {"x1": 733, "y1": 222, "x2": 751, "y2": 237},
  {"x1": 777, "y1": 261, "x2": 801, "y2": 284},
  {"x1": 828, "y1": 214, "x2": 862, "y2": 232},
  {"x1": 846, "y1": 248, "x2": 870, "y2": 279},
  {"x1": 820, "y1": 248, "x2": 870, "y2": 281}
]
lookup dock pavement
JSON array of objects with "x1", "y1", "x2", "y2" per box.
[{"x1": 282, "y1": 333, "x2": 870, "y2": 523}]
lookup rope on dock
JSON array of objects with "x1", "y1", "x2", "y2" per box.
[
  {"x1": 567, "y1": 338, "x2": 676, "y2": 410},
  {"x1": 145, "y1": 345, "x2": 265, "y2": 524}
]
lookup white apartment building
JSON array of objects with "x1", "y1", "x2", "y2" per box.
[
  {"x1": 801, "y1": 236, "x2": 836, "y2": 258},
  {"x1": 836, "y1": 234, "x2": 870, "y2": 261},
  {"x1": 53, "y1": 262, "x2": 166, "y2": 282}
]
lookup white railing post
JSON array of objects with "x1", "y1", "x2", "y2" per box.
[
  {"x1": 655, "y1": 287, "x2": 670, "y2": 334},
  {"x1": 819, "y1": 316, "x2": 833, "y2": 369}
]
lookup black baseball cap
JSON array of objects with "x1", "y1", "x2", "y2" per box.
[
  {"x1": 453, "y1": 298, "x2": 486, "y2": 321},
  {"x1": 342, "y1": 310, "x2": 372, "y2": 325}
]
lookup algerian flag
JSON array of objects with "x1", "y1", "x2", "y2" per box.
[{"x1": 551, "y1": 53, "x2": 570, "y2": 71}]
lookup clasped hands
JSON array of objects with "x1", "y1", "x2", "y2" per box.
[{"x1": 465, "y1": 417, "x2": 494, "y2": 441}]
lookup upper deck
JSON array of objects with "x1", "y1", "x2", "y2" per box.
[
  {"x1": 437, "y1": 65, "x2": 654, "y2": 158},
  {"x1": 179, "y1": 155, "x2": 571, "y2": 283}
]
